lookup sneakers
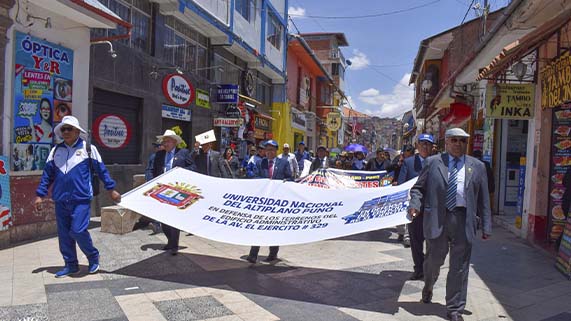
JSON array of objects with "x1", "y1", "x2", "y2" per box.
[
  {"x1": 88, "y1": 262, "x2": 100, "y2": 274},
  {"x1": 55, "y1": 266, "x2": 79, "y2": 278}
]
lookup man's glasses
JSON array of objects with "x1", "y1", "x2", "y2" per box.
[
  {"x1": 60, "y1": 126, "x2": 74, "y2": 132},
  {"x1": 450, "y1": 138, "x2": 467, "y2": 143}
]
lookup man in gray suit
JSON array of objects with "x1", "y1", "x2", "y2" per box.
[
  {"x1": 408, "y1": 128, "x2": 491, "y2": 321},
  {"x1": 195, "y1": 141, "x2": 222, "y2": 177}
]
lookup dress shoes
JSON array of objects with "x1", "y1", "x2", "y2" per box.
[
  {"x1": 420, "y1": 290, "x2": 432, "y2": 304},
  {"x1": 170, "y1": 247, "x2": 178, "y2": 256},
  {"x1": 263, "y1": 255, "x2": 278, "y2": 262},
  {"x1": 162, "y1": 245, "x2": 174, "y2": 251},
  {"x1": 246, "y1": 255, "x2": 257, "y2": 263},
  {"x1": 447, "y1": 312, "x2": 464, "y2": 321},
  {"x1": 409, "y1": 271, "x2": 424, "y2": 280}
]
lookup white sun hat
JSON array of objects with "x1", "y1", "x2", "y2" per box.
[
  {"x1": 54, "y1": 115, "x2": 87, "y2": 137},
  {"x1": 157, "y1": 129, "x2": 183, "y2": 145}
]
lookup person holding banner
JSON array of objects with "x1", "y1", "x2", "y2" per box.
[
  {"x1": 246, "y1": 140, "x2": 292, "y2": 263},
  {"x1": 408, "y1": 128, "x2": 491, "y2": 321},
  {"x1": 398, "y1": 134, "x2": 433, "y2": 281},
  {"x1": 34, "y1": 116, "x2": 121, "y2": 277},
  {"x1": 151, "y1": 129, "x2": 197, "y2": 255}
]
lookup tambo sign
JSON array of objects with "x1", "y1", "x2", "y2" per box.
[{"x1": 163, "y1": 74, "x2": 195, "y2": 107}]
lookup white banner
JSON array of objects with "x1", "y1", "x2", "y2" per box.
[{"x1": 119, "y1": 167, "x2": 415, "y2": 246}]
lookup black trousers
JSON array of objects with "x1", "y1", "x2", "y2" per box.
[
  {"x1": 249, "y1": 246, "x2": 279, "y2": 258},
  {"x1": 409, "y1": 213, "x2": 425, "y2": 273},
  {"x1": 162, "y1": 224, "x2": 180, "y2": 248},
  {"x1": 423, "y1": 208, "x2": 472, "y2": 314}
]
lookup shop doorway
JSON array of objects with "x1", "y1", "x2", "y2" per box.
[
  {"x1": 162, "y1": 118, "x2": 192, "y2": 148},
  {"x1": 497, "y1": 119, "x2": 528, "y2": 220}
]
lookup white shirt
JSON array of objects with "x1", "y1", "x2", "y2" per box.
[{"x1": 278, "y1": 153, "x2": 298, "y2": 177}]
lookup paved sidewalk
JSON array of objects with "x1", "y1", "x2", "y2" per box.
[{"x1": 0, "y1": 220, "x2": 570, "y2": 321}]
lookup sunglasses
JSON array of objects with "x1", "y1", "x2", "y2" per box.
[
  {"x1": 450, "y1": 138, "x2": 467, "y2": 143},
  {"x1": 60, "y1": 126, "x2": 74, "y2": 132}
]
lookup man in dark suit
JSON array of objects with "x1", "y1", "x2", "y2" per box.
[
  {"x1": 309, "y1": 145, "x2": 331, "y2": 173},
  {"x1": 194, "y1": 141, "x2": 222, "y2": 177},
  {"x1": 151, "y1": 130, "x2": 196, "y2": 255},
  {"x1": 397, "y1": 133, "x2": 433, "y2": 281},
  {"x1": 408, "y1": 128, "x2": 491, "y2": 321},
  {"x1": 246, "y1": 140, "x2": 292, "y2": 263}
]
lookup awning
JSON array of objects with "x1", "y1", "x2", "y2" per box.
[
  {"x1": 442, "y1": 102, "x2": 472, "y2": 126},
  {"x1": 478, "y1": 9, "x2": 571, "y2": 80},
  {"x1": 30, "y1": 0, "x2": 131, "y2": 29},
  {"x1": 239, "y1": 94, "x2": 262, "y2": 107},
  {"x1": 255, "y1": 111, "x2": 275, "y2": 121}
]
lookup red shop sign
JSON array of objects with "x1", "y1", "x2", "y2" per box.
[
  {"x1": 162, "y1": 74, "x2": 195, "y2": 107},
  {"x1": 93, "y1": 114, "x2": 132, "y2": 149}
]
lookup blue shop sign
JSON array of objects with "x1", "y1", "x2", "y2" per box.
[
  {"x1": 162, "y1": 104, "x2": 191, "y2": 122},
  {"x1": 216, "y1": 84, "x2": 239, "y2": 104}
]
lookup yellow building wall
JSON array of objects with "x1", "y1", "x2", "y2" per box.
[{"x1": 271, "y1": 102, "x2": 294, "y2": 147}]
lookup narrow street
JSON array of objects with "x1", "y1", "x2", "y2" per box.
[{"x1": 1, "y1": 220, "x2": 569, "y2": 321}]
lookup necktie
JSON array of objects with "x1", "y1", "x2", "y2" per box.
[
  {"x1": 165, "y1": 151, "x2": 174, "y2": 171},
  {"x1": 268, "y1": 159, "x2": 274, "y2": 178},
  {"x1": 206, "y1": 151, "x2": 210, "y2": 176},
  {"x1": 446, "y1": 157, "x2": 459, "y2": 211}
]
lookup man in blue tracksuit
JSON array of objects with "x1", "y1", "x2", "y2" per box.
[{"x1": 34, "y1": 116, "x2": 121, "y2": 278}]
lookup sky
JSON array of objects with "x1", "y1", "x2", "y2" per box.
[{"x1": 287, "y1": 0, "x2": 511, "y2": 119}]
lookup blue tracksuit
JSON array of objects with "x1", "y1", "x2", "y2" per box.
[{"x1": 36, "y1": 138, "x2": 116, "y2": 267}]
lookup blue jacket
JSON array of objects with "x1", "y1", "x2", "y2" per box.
[
  {"x1": 246, "y1": 154, "x2": 263, "y2": 178},
  {"x1": 258, "y1": 157, "x2": 292, "y2": 180},
  {"x1": 397, "y1": 154, "x2": 424, "y2": 185},
  {"x1": 36, "y1": 138, "x2": 116, "y2": 203},
  {"x1": 295, "y1": 150, "x2": 311, "y2": 171}
]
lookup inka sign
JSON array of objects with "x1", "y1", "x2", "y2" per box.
[
  {"x1": 485, "y1": 84, "x2": 534, "y2": 119},
  {"x1": 93, "y1": 114, "x2": 132, "y2": 149},
  {"x1": 541, "y1": 52, "x2": 571, "y2": 109},
  {"x1": 162, "y1": 74, "x2": 195, "y2": 107}
]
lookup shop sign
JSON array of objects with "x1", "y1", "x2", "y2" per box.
[
  {"x1": 196, "y1": 89, "x2": 210, "y2": 109},
  {"x1": 541, "y1": 52, "x2": 571, "y2": 109},
  {"x1": 292, "y1": 109, "x2": 306, "y2": 130},
  {"x1": 242, "y1": 70, "x2": 256, "y2": 97},
  {"x1": 93, "y1": 114, "x2": 132, "y2": 149},
  {"x1": 225, "y1": 105, "x2": 241, "y2": 118},
  {"x1": 485, "y1": 84, "x2": 534, "y2": 119},
  {"x1": 216, "y1": 84, "x2": 239, "y2": 104},
  {"x1": 255, "y1": 115, "x2": 271, "y2": 131},
  {"x1": 326, "y1": 112, "x2": 341, "y2": 131},
  {"x1": 162, "y1": 74, "x2": 194, "y2": 107},
  {"x1": 214, "y1": 118, "x2": 243, "y2": 127},
  {"x1": 12, "y1": 32, "x2": 74, "y2": 172},
  {"x1": 162, "y1": 104, "x2": 191, "y2": 122},
  {"x1": 0, "y1": 156, "x2": 12, "y2": 230}
]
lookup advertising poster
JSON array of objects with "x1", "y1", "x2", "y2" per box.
[
  {"x1": 0, "y1": 156, "x2": 11, "y2": 230},
  {"x1": 548, "y1": 105, "x2": 571, "y2": 241},
  {"x1": 119, "y1": 168, "x2": 414, "y2": 246},
  {"x1": 555, "y1": 217, "x2": 571, "y2": 279},
  {"x1": 298, "y1": 168, "x2": 393, "y2": 189},
  {"x1": 485, "y1": 84, "x2": 535, "y2": 119},
  {"x1": 12, "y1": 31, "x2": 73, "y2": 172}
]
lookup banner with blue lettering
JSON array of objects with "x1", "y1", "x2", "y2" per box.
[
  {"x1": 12, "y1": 31, "x2": 73, "y2": 172},
  {"x1": 119, "y1": 167, "x2": 415, "y2": 246}
]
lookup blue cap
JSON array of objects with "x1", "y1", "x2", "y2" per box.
[
  {"x1": 298, "y1": 141, "x2": 305, "y2": 145},
  {"x1": 418, "y1": 133, "x2": 434, "y2": 143},
  {"x1": 265, "y1": 140, "x2": 279, "y2": 148}
]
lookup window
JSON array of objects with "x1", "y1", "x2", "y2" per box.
[
  {"x1": 256, "y1": 76, "x2": 271, "y2": 106},
  {"x1": 236, "y1": 0, "x2": 255, "y2": 21},
  {"x1": 163, "y1": 16, "x2": 209, "y2": 76},
  {"x1": 93, "y1": 0, "x2": 151, "y2": 52},
  {"x1": 266, "y1": 11, "x2": 282, "y2": 50}
]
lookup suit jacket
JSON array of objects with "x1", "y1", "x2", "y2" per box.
[
  {"x1": 397, "y1": 154, "x2": 423, "y2": 185},
  {"x1": 258, "y1": 157, "x2": 292, "y2": 180},
  {"x1": 409, "y1": 153, "x2": 492, "y2": 243},
  {"x1": 195, "y1": 149, "x2": 222, "y2": 177},
  {"x1": 309, "y1": 157, "x2": 331, "y2": 173},
  {"x1": 151, "y1": 148, "x2": 196, "y2": 179}
]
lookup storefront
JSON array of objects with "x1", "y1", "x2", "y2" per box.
[
  {"x1": 291, "y1": 107, "x2": 306, "y2": 146},
  {"x1": 0, "y1": 0, "x2": 127, "y2": 246}
]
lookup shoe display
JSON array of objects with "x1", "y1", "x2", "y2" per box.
[
  {"x1": 55, "y1": 266, "x2": 79, "y2": 278},
  {"x1": 88, "y1": 262, "x2": 100, "y2": 274}
]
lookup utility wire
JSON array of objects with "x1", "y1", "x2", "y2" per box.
[
  {"x1": 289, "y1": 0, "x2": 440, "y2": 20},
  {"x1": 370, "y1": 66, "x2": 411, "y2": 90},
  {"x1": 460, "y1": 0, "x2": 477, "y2": 25}
]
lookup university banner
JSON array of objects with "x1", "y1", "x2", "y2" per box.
[
  {"x1": 298, "y1": 168, "x2": 393, "y2": 188},
  {"x1": 119, "y1": 167, "x2": 415, "y2": 246}
]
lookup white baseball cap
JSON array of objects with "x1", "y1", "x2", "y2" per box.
[
  {"x1": 54, "y1": 116, "x2": 87, "y2": 137},
  {"x1": 283, "y1": 143, "x2": 290, "y2": 148}
]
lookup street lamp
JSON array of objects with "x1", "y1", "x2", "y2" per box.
[{"x1": 512, "y1": 61, "x2": 527, "y2": 81}]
